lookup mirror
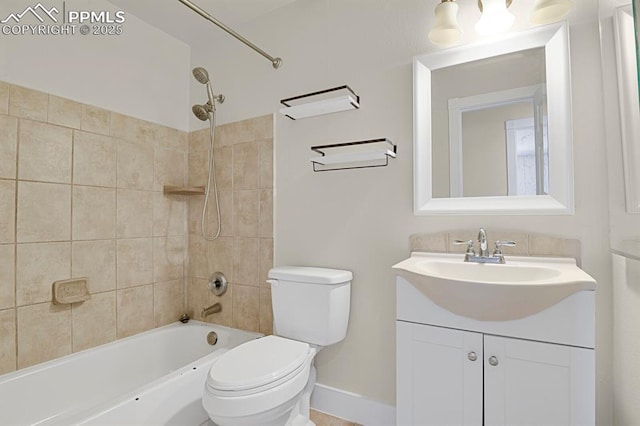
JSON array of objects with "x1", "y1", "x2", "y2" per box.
[
  {"x1": 414, "y1": 23, "x2": 574, "y2": 215},
  {"x1": 614, "y1": 5, "x2": 640, "y2": 213}
]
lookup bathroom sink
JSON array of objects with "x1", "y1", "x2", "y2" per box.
[{"x1": 392, "y1": 252, "x2": 596, "y2": 321}]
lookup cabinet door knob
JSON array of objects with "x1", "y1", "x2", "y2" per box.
[
  {"x1": 467, "y1": 351, "x2": 478, "y2": 361},
  {"x1": 488, "y1": 356, "x2": 499, "y2": 366}
]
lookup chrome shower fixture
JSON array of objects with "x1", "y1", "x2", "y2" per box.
[
  {"x1": 191, "y1": 65, "x2": 223, "y2": 242},
  {"x1": 191, "y1": 66, "x2": 224, "y2": 121},
  {"x1": 192, "y1": 103, "x2": 212, "y2": 121},
  {"x1": 192, "y1": 66, "x2": 210, "y2": 85}
]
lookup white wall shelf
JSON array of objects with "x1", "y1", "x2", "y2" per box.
[
  {"x1": 280, "y1": 85, "x2": 360, "y2": 120},
  {"x1": 310, "y1": 138, "x2": 397, "y2": 172}
]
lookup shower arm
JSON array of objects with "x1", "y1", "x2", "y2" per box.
[{"x1": 178, "y1": 0, "x2": 283, "y2": 69}]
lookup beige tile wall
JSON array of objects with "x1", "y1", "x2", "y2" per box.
[
  {"x1": 187, "y1": 115, "x2": 274, "y2": 335},
  {"x1": 410, "y1": 230, "x2": 582, "y2": 265},
  {"x1": 0, "y1": 81, "x2": 189, "y2": 373}
]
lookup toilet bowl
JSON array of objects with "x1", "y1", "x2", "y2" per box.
[
  {"x1": 203, "y1": 335, "x2": 318, "y2": 426},
  {"x1": 202, "y1": 266, "x2": 352, "y2": 426}
]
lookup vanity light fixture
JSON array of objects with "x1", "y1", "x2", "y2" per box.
[
  {"x1": 428, "y1": 0, "x2": 463, "y2": 46},
  {"x1": 530, "y1": 0, "x2": 575, "y2": 25},
  {"x1": 475, "y1": 0, "x2": 515, "y2": 35},
  {"x1": 428, "y1": 0, "x2": 575, "y2": 45}
]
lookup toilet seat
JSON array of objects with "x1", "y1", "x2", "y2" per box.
[{"x1": 206, "y1": 335, "x2": 311, "y2": 396}]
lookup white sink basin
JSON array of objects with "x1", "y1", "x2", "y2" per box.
[{"x1": 392, "y1": 252, "x2": 596, "y2": 321}]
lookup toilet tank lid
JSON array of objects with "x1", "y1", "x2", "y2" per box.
[{"x1": 268, "y1": 266, "x2": 352, "y2": 284}]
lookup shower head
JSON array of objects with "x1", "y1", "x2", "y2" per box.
[
  {"x1": 192, "y1": 103, "x2": 211, "y2": 121},
  {"x1": 192, "y1": 67, "x2": 210, "y2": 85},
  {"x1": 192, "y1": 66, "x2": 225, "y2": 121}
]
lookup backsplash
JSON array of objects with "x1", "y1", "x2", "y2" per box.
[
  {"x1": 0, "y1": 81, "x2": 188, "y2": 373},
  {"x1": 410, "y1": 230, "x2": 582, "y2": 265},
  {"x1": 186, "y1": 115, "x2": 274, "y2": 335}
]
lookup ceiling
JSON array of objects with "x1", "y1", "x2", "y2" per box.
[{"x1": 108, "y1": 0, "x2": 298, "y2": 47}]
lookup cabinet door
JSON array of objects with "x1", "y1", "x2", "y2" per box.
[
  {"x1": 484, "y1": 335, "x2": 595, "y2": 426},
  {"x1": 397, "y1": 321, "x2": 483, "y2": 426}
]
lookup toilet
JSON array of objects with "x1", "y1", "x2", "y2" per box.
[{"x1": 202, "y1": 266, "x2": 352, "y2": 426}]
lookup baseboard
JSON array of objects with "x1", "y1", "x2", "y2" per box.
[{"x1": 310, "y1": 383, "x2": 396, "y2": 425}]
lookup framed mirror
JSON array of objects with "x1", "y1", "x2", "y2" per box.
[
  {"x1": 614, "y1": 5, "x2": 640, "y2": 214},
  {"x1": 413, "y1": 23, "x2": 574, "y2": 215}
]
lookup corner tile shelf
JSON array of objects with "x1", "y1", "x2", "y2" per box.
[
  {"x1": 280, "y1": 85, "x2": 360, "y2": 120},
  {"x1": 310, "y1": 138, "x2": 397, "y2": 172},
  {"x1": 163, "y1": 185, "x2": 205, "y2": 195}
]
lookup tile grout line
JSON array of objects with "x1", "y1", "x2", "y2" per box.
[
  {"x1": 12, "y1": 107, "x2": 19, "y2": 370},
  {"x1": 70, "y1": 117, "x2": 75, "y2": 354}
]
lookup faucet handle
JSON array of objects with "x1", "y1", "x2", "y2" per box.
[
  {"x1": 493, "y1": 240, "x2": 516, "y2": 254},
  {"x1": 453, "y1": 239, "x2": 475, "y2": 254}
]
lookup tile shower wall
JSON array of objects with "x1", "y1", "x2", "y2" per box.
[
  {"x1": 0, "y1": 81, "x2": 188, "y2": 374},
  {"x1": 187, "y1": 115, "x2": 274, "y2": 335}
]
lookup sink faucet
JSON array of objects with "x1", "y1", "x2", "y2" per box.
[
  {"x1": 454, "y1": 228, "x2": 516, "y2": 264},
  {"x1": 478, "y1": 228, "x2": 489, "y2": 257}
]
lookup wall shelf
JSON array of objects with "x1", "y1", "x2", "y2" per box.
[
  {"x1": 280, "y1": 85, "x2": 360, "y2": 120},
  {"x1": 163, "y1": 185, "x2": 205, "y2": 195},
  {"x1": 310, "y1": 138, "x2": 397, "y2": 172}
]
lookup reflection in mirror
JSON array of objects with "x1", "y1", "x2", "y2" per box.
[
  {"x1": 413, "y1": 23, "x2": 574, "y2": 215},
  {"x1": 432, "y1": 48, "x2": 548, "y2": 198}
]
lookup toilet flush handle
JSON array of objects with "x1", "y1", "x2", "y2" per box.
[{"x1": 266, "y1": 279, "x2": 279, "y2": 287}]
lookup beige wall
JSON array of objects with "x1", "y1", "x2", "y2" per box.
[
  {"x1": 461, "y1": 102, "x2": 534, "y2": 197},
  {"x1": 0, "y1": 81, "x2": 188, "y2": 374},
  {"x1": 185, "y1": 115, "x2": 274, "y2": 335},
  {"x1": 0, "y1": 0, "x2": 190, "y2": 131},
  {"x1": 612, "y1": 254, "x2": 640, "y2": 424},
  {"x1": 190, "y1": 1, "x2": 612, "y2": 423},
  {"x1": 600, "y1": 1, "x2": 640, "y2": 423}
]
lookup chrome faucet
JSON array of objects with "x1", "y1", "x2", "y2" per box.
[
  {"x1": 453, "y1": 228, "x2": 516, "y2": 264},
  {"x1": 477, "y1": 228, "x2": 489, "y2": 257}
]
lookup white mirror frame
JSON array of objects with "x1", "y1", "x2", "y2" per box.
[
  {"x1": 613, "y1": 5, "x2": 640, "y2": 214},
  {"x1": 413, "y1": 23, "x2": 574, "y2": 215}
]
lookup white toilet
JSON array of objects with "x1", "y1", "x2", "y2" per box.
[{"x1": 202, "y1": 266, "x2": 352, "y2": 426}]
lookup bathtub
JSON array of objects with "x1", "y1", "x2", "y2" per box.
[{"x1": 0, "y1": 321, "x2": 261, "y2": 425}]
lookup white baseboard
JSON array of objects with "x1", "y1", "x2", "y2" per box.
[{"x1": 310, "y1": 383, "x2": 396, "y2": 426}]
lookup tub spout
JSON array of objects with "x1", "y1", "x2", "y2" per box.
[{"x1": 201, "y1": 303, "x2": 222, "y2": 318}]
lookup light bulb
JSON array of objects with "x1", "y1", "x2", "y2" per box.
[
  {"x1": 531, "y1": 0, "x2": 574, "y2": 25},
  {"x1": 429, "y1": 0, "x2": 462, "y2": 46},
  {"x1": 475, "y1": 0, "x2": 515, "y2": 36}
]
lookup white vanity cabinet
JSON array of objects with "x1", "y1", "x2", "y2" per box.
[{"x1": 396, "y1": 277, "x2": 595, "y2": 426}]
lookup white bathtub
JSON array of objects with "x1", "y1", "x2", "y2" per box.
[{"x1": 0, "y1": 321, "x2": 260, "y2": 425}]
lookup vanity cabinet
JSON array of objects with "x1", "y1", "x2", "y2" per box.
[{"x1": 396, "y1": 276, "x2": 595, "y2": 426}]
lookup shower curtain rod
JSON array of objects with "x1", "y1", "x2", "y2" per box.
[{"x1": 178, "y1": 0, "x2": 283, "y2": 69}]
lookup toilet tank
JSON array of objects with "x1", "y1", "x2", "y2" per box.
[{"x1": 267, "y1": 266, "x2": 352, "y2": 346}]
